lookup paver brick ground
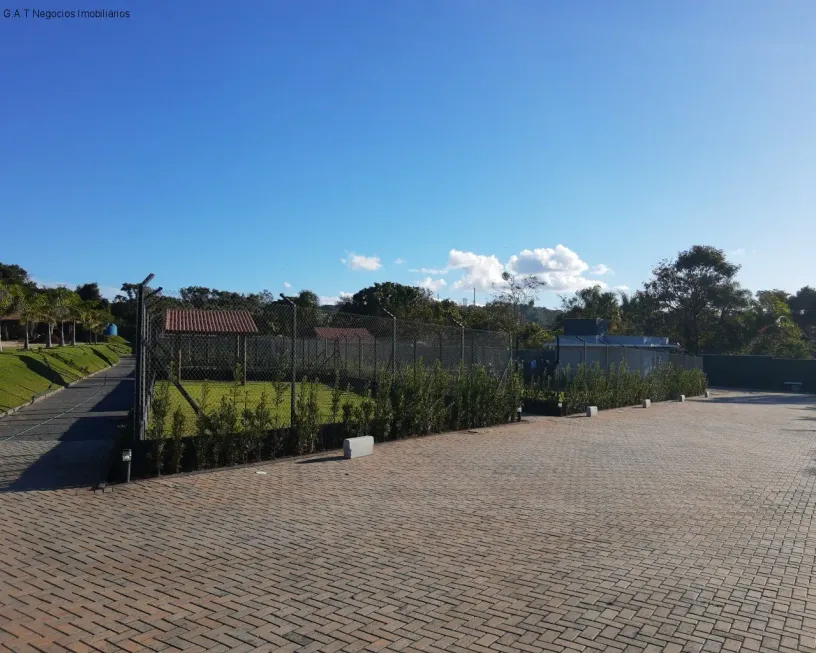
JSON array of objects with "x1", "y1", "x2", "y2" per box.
[{"x1": 1, "y1": 390, "x2": 815, "y2": 652}]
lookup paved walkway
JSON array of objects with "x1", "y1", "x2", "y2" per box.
[
  {"x1": 0, "y1": 357, "x2": 134, "y2": 492},
  {"x1": 1, "y1": 390, "x2": 815, "y2": 652}
]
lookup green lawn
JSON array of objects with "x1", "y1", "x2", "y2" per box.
[
  {"x1": 0, "y1": 343, "x2": 130, "y2": 412},
  {"x1": 156, "y1": 380, "x2": 361, "y2": 431}
]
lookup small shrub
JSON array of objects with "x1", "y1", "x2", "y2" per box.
[
  {"x1": 168, "y1": 407, "x2": 186, "y2": 474},
  {"x1": 147, "y1": 382, "x2": 171, "y2": 475},
  {"x1": 294, "y1": 378, "x2": 321, "y2": 455}
]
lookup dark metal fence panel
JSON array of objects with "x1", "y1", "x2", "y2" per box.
[{"x1": 703, "y1": 355, "x2": 816, "y2": 393}]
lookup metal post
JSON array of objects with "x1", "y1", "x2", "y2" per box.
[
  {"x1": 383, "y1": 309, "x2": 396, "y2": 379},
  {"x1": 575, "y1": 336, "x2": 587, "y2": 366},
  {"x1": 279, "y1": 294, "x2": 297, "y2": 427},
  {"x1": 242, "y1": 335, "x2": 247, "y2": 384},
  {"x1": 133, "y1": 285, "x2": 143, "y2": 440},
  {"x1": 452, "y1": 318, "x2": 465, "y2": 370}
]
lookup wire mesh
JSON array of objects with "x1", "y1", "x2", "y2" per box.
[{"x1": 134, "y1": 285, "x2": 511, "y2": 439}]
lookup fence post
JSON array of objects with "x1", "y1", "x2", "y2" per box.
[
  {"x1": 242, "y1": 335, "x2": 247, "y2": 384},
  {"x1": 383, "y1": 309, "x2": 396, "y2": 379},
  {"x1": 279, "y1": 294, "x2": 297, "y2": 427},
  {"x1": 133, "y1": 273, "x2": 154, "y2": 442},
  {"x1": 133, "y1": 285, "x2": 142, "y2": 440}
]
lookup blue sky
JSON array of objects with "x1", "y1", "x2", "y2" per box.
[{"x1": 1, "y1": 1, "x2": 814, "y2": 307}]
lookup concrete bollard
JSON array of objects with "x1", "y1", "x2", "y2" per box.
[
  {"x1": 704, "y1": 390, "x2": 711, "y2": 398},
  {"x1": 343, "y1": 436, "x2": 374, "y2": 459},
  {"x1": 586, "y1": 406, "x2": 598, "y2": 417},
  {"x1": 679, "y1": 395, "x2": 686, "y2": 402},
  {"x1": 642, "y1": 399, "x2": 651, "y2": 408}
]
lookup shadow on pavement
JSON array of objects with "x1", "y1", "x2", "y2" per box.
[
  {"x1": 0, "y1": 362, "x2": 134, "y2": 493},
  {"x1": 0, "y1": 440, "x2": 113, "y2": 492},
  {"x1": 88, "y1": 369, "x2": 135, "y2": 413},
  {"x1": 707, "y1": 394, "x2": 815, "y2": 406},
  {"x1": 297, "y1": 455, "x2": 345, "y2": 464}
]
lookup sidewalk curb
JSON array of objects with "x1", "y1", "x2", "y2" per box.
[{"x1": 0, "y1": 363, "x2": 114, "y2": 421}]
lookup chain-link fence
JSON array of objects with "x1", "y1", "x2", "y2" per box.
[{"x1": 133, "y1": 280, "x2": 511, "y2": 440}]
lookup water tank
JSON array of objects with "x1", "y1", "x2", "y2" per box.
[{"x1": 103, "y1": 323, "x2": 118, "y2": 337}]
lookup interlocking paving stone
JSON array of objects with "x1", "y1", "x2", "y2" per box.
[{"x1": 0, "y1": 389, "x2": 815, "y2": 652}]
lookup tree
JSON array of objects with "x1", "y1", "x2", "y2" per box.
[
  {"x1": 557, "y1": 285, "x2": 622, "y2": 332},
  {"x1": 75, "y1": 282, "x2": 110, "y2": 309},
  {"x1": 77, "y1": 301, "x2": 98, "y2": 344},
  {"x1": 48, "y1": 288, "x2": 80, "y2": 347},
  {"x1": 0, "y1": 263, "x2": 33, "y2": 288},
  {"x1": 15, "y1": 291, "x2": 47, "y2": 350},
  {"x1": 491, "y1": 271, "x2": 546, "y2": 347},
  {"x1": 641, "y1": 246, "x2": 747, "y2": 354},
  {"x1": 339, "y1": 282, "x2": 434, "y2": 319},
  {"x1": 789, "y1": 286, "x2": 816, "y2": 342},
  {"x1": 0, "y1": 282, "x2": 20, "y2": 352},
  {"x1": 518, "y1": 322, "x2": 555, "y2": 348},
  {"x1": 743, "y1": 290, "x2": 810, "y2": 358}
]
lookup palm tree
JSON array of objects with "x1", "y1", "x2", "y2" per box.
[
  {"x1": 68, "y1": 298, "x2": 83, "y2": 346},
  {"x1": 50, "y1": 288, "x2": 80, "y2": 347},
  {"x1": 85, "y1": 308, "x2": 112, "y2": 344},
  {"x1": 16, "y1": 291, "x2": 47, "y2": 350},
  {"x1": 0, "y1": 282, "x2": 19, "y2": 353},
  {"x1": 77, "y1": 300, "x2": 97, "y2": 344}
]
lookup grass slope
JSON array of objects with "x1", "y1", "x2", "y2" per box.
[
  {"x1": 158, "y1": 380, "x2": 361, "y2": 431},
  {"x1": 0, "y1": 343, "x2": 130, "y2": 412}
]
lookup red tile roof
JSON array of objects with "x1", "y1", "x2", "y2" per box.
[
  {"x1": 165, "y1": 309, "x2": 259, "y2": 334},
  {"x1": 314, "y1": 327, "x2": 375, "y2": 342}
]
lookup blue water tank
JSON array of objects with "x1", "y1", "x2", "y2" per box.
[{"x1": 103, "y1": 323, "x2": 118, "y2": 337}]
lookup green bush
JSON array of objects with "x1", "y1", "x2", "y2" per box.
[
  {"x1": 553, "y1": 361, "x2": 706, "y2": 415},
  {"x1": 144, "y1": 362, "x2": 526, "y2": 477}
]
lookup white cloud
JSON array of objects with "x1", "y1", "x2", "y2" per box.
[
  {"x1": 283, "y1": 281, "x2": 292, "y2": 289},
  {"x1": 416, "y1": 245, "x2": 609, "y2": 295},
  {"x1": 506, "y1": 245, "x2": 605, "y2": 292},
  {"x1": 448, "y1": 250, "x2": 506, "y2": 291},
  {"x1": 393, "y1": 258, "x2": 405, "y2": 265},
  {"x1": 614, "y1": 285, "x2": 630, "y2": 292},
  {"x1": 416, "y1": 277, "x2": 447, "y2": 293},
  {"x1": 343, "y1": 252, "x2": 382, "y2": 271},
  {"x1": 319, "y1": 292, "x2": 352, "y2": 305},
  {"x1": 410, "y1": 267, "x2": 449, "y2": 275},
  {"x1": 729, "y1": 248, "x2": 746, "y2": 257}
]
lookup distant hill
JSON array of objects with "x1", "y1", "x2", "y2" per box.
[{"x1": 521, "y1": 305, "x2": 560, "y2": 327}]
